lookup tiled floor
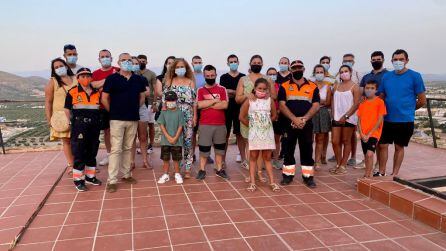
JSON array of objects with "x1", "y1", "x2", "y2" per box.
[{"x1": 1, "y1": 143, "x2": 446, "y2": 251}]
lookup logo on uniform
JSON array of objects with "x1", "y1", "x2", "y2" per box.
[
  {"x1": 78, "y1": 133, "x2": 83, "y2": 139},
  {"x1": 77, "y1": 95, "x2": 83, "y2": 103}
]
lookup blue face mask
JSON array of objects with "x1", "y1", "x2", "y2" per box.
[
  {"x1": 393, "y1": 61, "x2": 405, "y2": 71},
  {"x1": 193, "y1": 64, "x2": 202, "y2": 72},
  {"x1": 229, "y1": 63, "x2": 238, "y2": 71},
  {"x1": 100, "y1": 57, "x2": 111, "y2": 67},
  {"x1": 66, "y1": 56, "x2": 78, "y2": 64},
  {"x1": 315, "y1": 73, "x2": 325, "y2": 82},
  {"x1": 268, "y1": 75, "x2": 277, "y2": 82},
  {"x1": 55, "y1": 66, "x2": 67, "y2": 77},
  {"x1": 321, "y1": 63, "x2": 330, "y2": 71},
  {"x1": 278, "y1": 64, "x2": 288, "y2": 72},
  {"x1": 132, "y1": 64, "x2": 140, "y2": 72},
  {"x1": 120, "y1": 60, "x2": 133, "y2": 72},
  {"x1": 175, "y1": 67, "x2": 186, "y2": 77},
  {"x1": 343, "y1": 61, "x2": 354, "y2": 68}
]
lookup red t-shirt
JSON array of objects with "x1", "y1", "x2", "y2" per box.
[
  {"x1": 92, "y1": 67, "x2": 120, "y2": 81},
  {"x1": 197, "y1": 84, "x2": 228, "y2": 125}
]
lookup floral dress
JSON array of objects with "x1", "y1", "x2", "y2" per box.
[
  {"x1": 163, "y1": 84, "x2": 196, "y2": 171},
  {"x1": 248, "y1": 98, "x2": 275, "y2": 150},
  {"x1": 240, "y1": 76, "x2": 254, "y2": 139}
]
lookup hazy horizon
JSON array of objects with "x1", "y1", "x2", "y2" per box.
[{"x1": 1, "y1": 0, "x2": 446, "y2": 76}]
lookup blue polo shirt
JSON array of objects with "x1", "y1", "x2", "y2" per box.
[
  {"x1": 194, "y1": 72, "x2": 206, "y2": 89},
  {"x1": 103, "y1": 73, "x2": 147, "y2": 121},
  {"x1": 378, "y1": 69, "x2": 425, "y2": 123},
  {"x1": 360, "y1": 69, "x2": 388, "y2": 91}
]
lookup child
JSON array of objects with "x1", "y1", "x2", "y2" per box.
[
  {"x1": 157, "y1": 91, "x2": 185, "y2": 184},
  {"x1": 357, "y1": 80, "x2": 387, "y2": 178},
  {"x1": 239, "y1": 78, "x2": 280, "y2": 192}
]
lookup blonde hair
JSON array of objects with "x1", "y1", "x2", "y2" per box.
[{"x1": 165, "y1": 58, "x2": 195, "y2": 86}]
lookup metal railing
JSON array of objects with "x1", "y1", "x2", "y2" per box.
[{"x1": 426, "y1": 97, "x2": 446, "y2": 148}]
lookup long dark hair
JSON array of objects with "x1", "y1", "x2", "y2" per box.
[
  {"x1": 51, "y1": 58, "x2": 74, "y2": 87},
  {"x1": 160, "y1": 56, "x2": 175, "y2": 78}
]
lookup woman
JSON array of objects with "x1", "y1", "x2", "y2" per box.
[
  {"x1": 130, "y1": 57, "x2": 152, "y2": 170},
  {"x1": 330, "y1": 65, "x2": 360, "y2": 175},
  {"x1": 266, "y1": 67, "x2": 282, "y2": 170},
  {"x1": 236, "y1": 55, "x2": 276, "y2": 181},
  {"x1": 163, "y1": 58, "x2": 197, "y2": 178},
  {"x1": 310, "y1": 65, "x2": 332, "y2": 170},
  {"x1": 154, "y1": 56, "x2": 175, "y2": 120},
  {"x1": 45, "y1": 58, "x2": 76, "y2": 174}
]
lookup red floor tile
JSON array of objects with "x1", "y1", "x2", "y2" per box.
[
  {"x1": 267, "y1": 218, "x2": 306, "y2": 233},
  {"x1": 133, "y1": 205, "x2": 164, "y2": 218},
  {"x1": 246, "y1": 235, "x2": 289, "y2": 251},
  {"x1": 219, "y1": 199, "x2": 250, "y2": 211},
  {"x1": 97, "y1": 219, "x2": 132, "y2": 236},
  {"x1": 210, "y1": 238, "x2": 250, "y2": 251},
  {"x1": 133, "y1": 230, "x2": 170, "y2": 250},
  {"x1": 362, "y1": 240, "x2": 406, "y2": 251},
  {"x1": 65, "y1": 210, "x2": 100, "y2": 225},
  {"x1": 133, "y1": 216, "x2": 166, "y2": 232},
  {"x1": 191, "y1": 200, "x2": 223, "y2": 213},
  {"x1": 203, "y1": 223, "x2": 241, "y2": 241},
  {"x1": 297, "y1": 215, "x2": 334, "y2": 230},
  {"x1": 166, "y1": 214, "x2": 199, "y2": 229},
  {"x1": 281, "y1": 231, "x2": 324, "y2": 250},
  {"x1": 370, "y1": 221, "x2": 416, "y2": 238},
  {"x1": 341, "y1": 225, "x2": 386, "y2": 242},
  {"x1": 282, "y1": 204, "x2": 318, "y2": 217},
  {"x1": 350, "y1": 209, "x2": 391, "y2": 224},
  {"x1": 323, "y1": 212, "x2": 363, "y2": 227},
  {"x1": 169, "y1": 227, "x2": 206, "y2": 246},
  {"x1": 198, "y1": 211, "x2": 232, "y2": 225},
  {"x1": 396, "y1": 236, "x2": 444, "y2": 251},
  {"x1": 308, "y1": 202, "x2": 344, "y2": 214},
  {"x1": 59, "y1": 222, "x2": 97, "y2": 240},
  {"x1": 19, "y1": 226, "x2": 61, "y2": 244},
  {"x1": 14, "y1": 242, "x2": 54, "y2": 251},
  {"x1": 173, "y1": 242, "x2": 210, "y2": 251},
  {"x1": 94, "y1": 234, "x2": 132, "y2": 251},
  {"x1": 100, "y1": 208, "x2": 132, "y2": 222},
  {"x1": 54, "y1": 237, "x2": 93, "y2": 251},
  {"x1": 311, "y1": 228, "x2": 355, "y2": 246},
  {"x1": 255, "y1": 206, "x2": 288, "y2": 219},
  {"x1": 226, "y1": 209, "x2": 260, "y2": 223},
  {"x1": 235, "y1": 221, "x2": 273, "y2": 237}
]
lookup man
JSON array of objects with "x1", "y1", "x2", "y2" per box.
[
  {"x1": 65, "y1": 68, "x2": 102, "y2": 191},
  {"x1": 92, "y1": 49, "x2": 120, "y2": 166},
  {"x1": 360, "y1": 51, "x2": 388, "y2": 93},
  {"x1": 192, "y1": 55, "x2": 214, "y2": 164},
  {"x1": 101, "y1": 53, "x2": 147, "y2": 193},
  {"x1": 137, "y1": 54, "x2": 157, "y2": 154},
  {"x1": 377, "y1": 49, "x2": 426, "y2": 177},
  {"x1": 196, "y1": 65, "x2": 229, "y2": 180},
  {"x1": 63, "y1": 44, "x2": 83, "y2": 74},
  {"x1": 279, "y1": 60, "x2": 320, "y2": 188},
  {"x1": 220, "y1": 54, "x2": 246, "y2": 166}
]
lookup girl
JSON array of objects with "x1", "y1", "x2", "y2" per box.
[
  {"x1": 311, "y1": 65, "x2": 332, "y2": 170},
  {"x1": 266, "y1": 67, "x2": 282, "y2": 170},
  {"x1": 235, "y1": 55, "x2": 276, "y2": 182},
  {"x1": 163, "y1": 58, "x2": 197, "y2": 178},
  {"x1": 330, "y1": 65, "x2": 360, "y2": 175},
  {"x1": 239, "y1": 78, "x2": 280, "y2": 192},
  {"x1": 130, "y1": 57, "x2": 152, "y2": 170},
  {"x1": 45, "y1": 58, "x2": 76, "y2": 175}
]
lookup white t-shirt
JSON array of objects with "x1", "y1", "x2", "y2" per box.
[{"x1": 70, "y1": 64, "x2": 83, "y2": 75}]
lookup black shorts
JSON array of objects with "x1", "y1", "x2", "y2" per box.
[
  {"x1": 361, "y1": 137, "x2": 378, "y2": 155},
  {"x1": 161, "y1": 146, "x2": 182, "y2": 161},
  {"x1": 99, "y1": 109, "x2": 110, "y2": 130},
  {"x1": 379, "y1": 121, "x2": 414, "y2": 147},
  {"x1": 331, "y1": 120, "x2": 356, "y2": 128},
  {"x1": 225, "y1": 104, "x2": 241, "y2": 135}
]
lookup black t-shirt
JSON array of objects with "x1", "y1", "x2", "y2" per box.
[
  {"x1": 276, "y1": 72, "x2": 292, "y2": 85},
  {"x1": 103, "y1": 73, "x2": 147, "y2": 121},
  {"x1": 219, "y1": 72, "x2": 246, "y2": 109}
]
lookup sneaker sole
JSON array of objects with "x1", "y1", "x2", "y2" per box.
[
  {"x1": 216, "y1": 174, "x2": 229, "y2": 180},
  {"x1": 76, "y1": 187, "x2": 88, "y2": 192},
  {"x1": 85, "y1": 181, "x2": 102, "y2": 186}
]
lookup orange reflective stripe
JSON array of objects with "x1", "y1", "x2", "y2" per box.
[
  {"x1": 301, "y1": 165, "x2": 314, "y2": 177},
  {"x1": 282, "y1": 165, "x2": 296, "y2": 176}
]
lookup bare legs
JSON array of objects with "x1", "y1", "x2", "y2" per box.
[{"x1": 378, "y1": 143, "x2": 405, "y2": 177}]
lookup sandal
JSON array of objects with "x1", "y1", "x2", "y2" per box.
[
  {"x1": 244, "y1": 177, "x2": 251, "y2": 183},
  {"x1": 314, "y1": 162, "x2": 322, "y2": 171},
  {"x1": 270, "y1": 183, "x2": 280, "y2": 192},
  {"x1": 329, "y1": 165, "x2": 339, "y2": 174},
  {"x1": 257, "y1": 171, "x2": 267, "y2": 183},
  {"x1": 334, "y1": 165, "x2": 347, "y2": 175},
  {"x1": 67, "y1": 165, "x2": 73, "y2": 176},
  {"x1": 247, "y1": 183, "x2": 257, "y2": 192},
  {"x1": 240, "y1": 160, "x2": 249, "y2": 170},
  {"x1": 143, "y1": 161, "x2": 153, "y2": 170}
]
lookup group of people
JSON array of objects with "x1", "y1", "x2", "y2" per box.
[{"x1": 44, "y1": 44, "x2": 426, "y2": 193}]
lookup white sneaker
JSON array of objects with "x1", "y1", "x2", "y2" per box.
[
  {"x1": 147, "y1": 145, "x2": 154, "y2": 154},
  {"x1": 158, "y1": 174, "x2": 170, "y2": 184},
  {"x1": 236, "y1": 154, "x2": 242, "y2": 163},
  {"x1": 99, "y1": 155, "x2": 109, "y2": 166},
  {"x1": 174, "y1": 173, "x2": 183, "y2": 184}
]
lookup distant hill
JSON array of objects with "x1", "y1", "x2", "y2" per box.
[{"x1": 0, "y1": 71, "x2": 47, "y2": 101}]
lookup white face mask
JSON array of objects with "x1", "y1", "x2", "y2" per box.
[{"x1": 166, "y1": 101, "x2": 177, "y2": 109}]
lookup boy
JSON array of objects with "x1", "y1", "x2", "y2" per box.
[
  {"x1": 157, "y1": 91, "x2": 185, "y2": 184},
  {"x1": 357, "y1": 80, "x2": 387, "y2": 177}
]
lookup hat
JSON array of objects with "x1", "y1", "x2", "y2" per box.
[
  {"x1": 165, "y1": 91, "x2": 178, "y2": 101},
  {"x1": 76, "y1": 67, "x2": 92, "y2": 78},
  {"x1": 290, "y1": 60, "x2": 304, "y2": 68}
]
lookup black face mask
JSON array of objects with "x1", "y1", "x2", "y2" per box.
[
  {"x1": 292, "y1": 71, "x2": 304, "y2": 80},
  {"x1": 371, "y1": 61, "x2": 383, "y2": 70},
  {"x1": 205, "y1": 78, "x2": 216, "y2": 85},
  {"x1": 250, "y1": 65, "x2": 262, "y2": 74},
  {"x1": 139, "y1": 63, "x2": 146, "y2": 70}
]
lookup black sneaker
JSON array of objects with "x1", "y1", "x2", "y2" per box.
[
  {"x1": 85, "y1": 176, "x2": 102, "y2": 186},
  {"x1": 305, "y1": 176, "x2": 317, "y2": 188},
  {"x1": 216, "y1": 169, "x2": 229, "y2": 179},
  {"x1": 75, "y1": 181, "x2": 88, "y2": 192},
  {"x1": 373, "y1": 171, "x2": 386, "y2": 177},
  {"x1": 207, "y1": 156, "x2": 214, "y2": 164},
  {"x1": 280, "y1": 176, "x2": 293, "y2": 186},
  {"x1": 196, "y1": 170, "x2": 206, "y2": 180}
]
